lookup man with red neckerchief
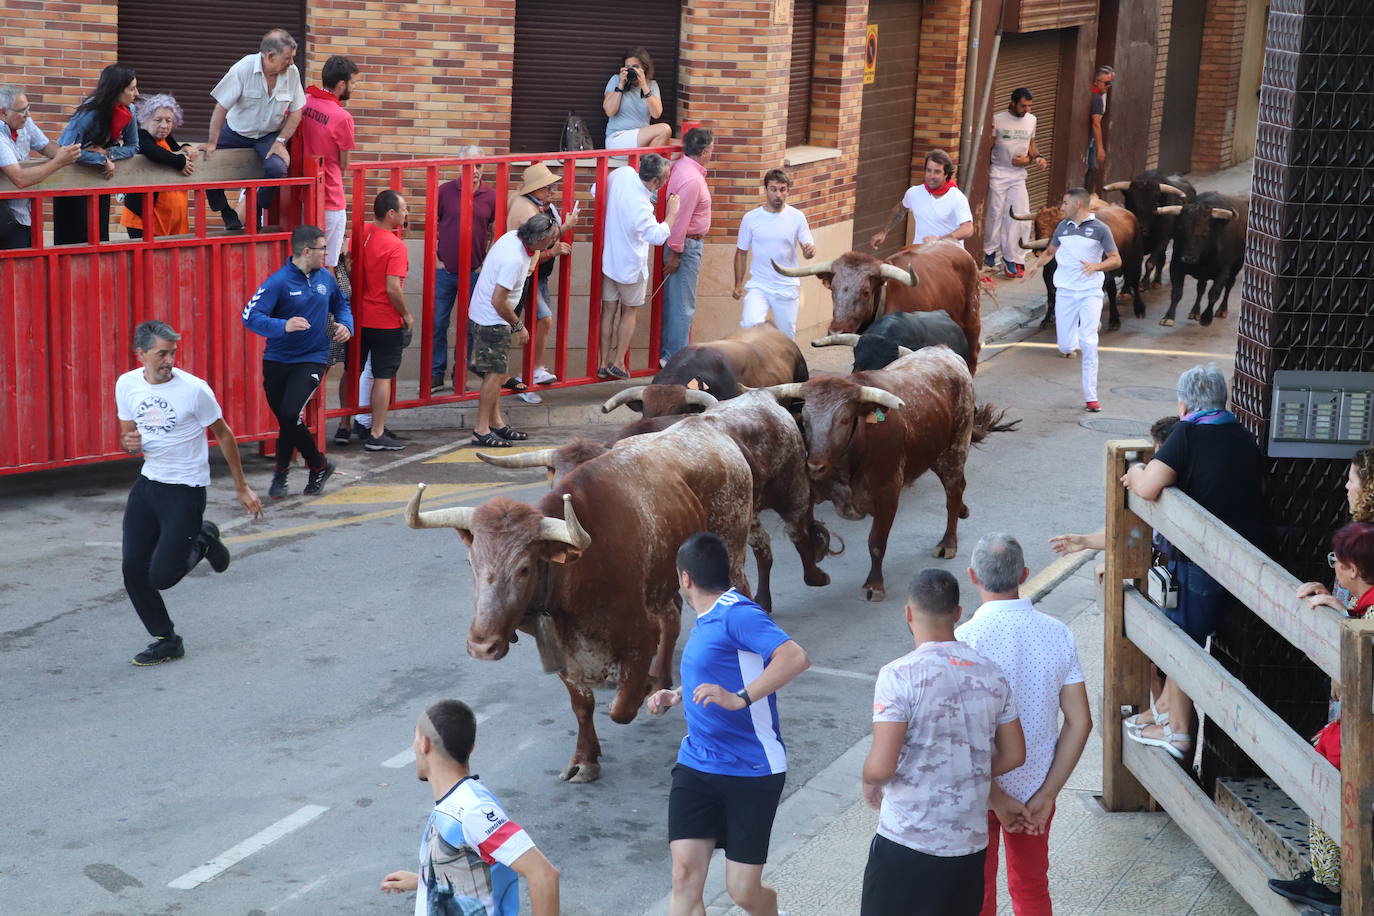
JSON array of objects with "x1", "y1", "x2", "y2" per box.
[{"x1": 871, "y1": 149, "x2": 973, "y2": 250}]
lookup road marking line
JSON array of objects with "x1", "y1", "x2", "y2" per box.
[
  {"x1": 310, "y1": 482, "x2": 500, "y2": 507},
  {"x1": 381, "y1": 707, "x2": 501, "y2": 769},
  {"x1": 808, "y1": 665, "x2": 876, "y2": 682},
  {"x1": 425, "y1": 444, "x2": 553, "y2": 464},
  {"x1": 983, "y1": 341, "x2": 1234, "y2": 359},
  {"x1": 167, "y1": 805, "x2": 329, "y2": 889}
]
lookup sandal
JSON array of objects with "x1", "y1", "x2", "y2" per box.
[
  {"x1": 501, "y1": 377, "x2": 529, "y2": 393},
  {"x1": 1128, "y1": 723, "x2": 1192, "y2": 760},
  {"x1": 471, "y1": 431, "x2": 513, "y2": 448},
  {"x1": 1125, "y1": 711, "x2": 1168, "y2": 731},
  {"x1": 492, "y1": 426, "x2": 529, "y2": 441}
]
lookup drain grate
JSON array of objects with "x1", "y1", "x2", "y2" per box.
[{"x1": 1079, "y1": 417, "x2": 1152, "y2": 436}]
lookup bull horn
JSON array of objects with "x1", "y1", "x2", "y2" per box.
[
  {"x1": 405, "y1": 483, "x2": 478, "y2": 531},
  {"x1": 879, "y1": 263, "x2": 919, "y2": 287},
  {"x1": 601, "y1": 386, "x2": 647, "y2": 414},
  {"x1": 683, "y1": 388, "x2": 719, "y2": 409},
  {"x1": 477, "y1": 448, "x2": 557, "y2": 469},
  {"x1": 1021, "y1": 237, "x2": 1050, "y2": 251},
  {"x1": 1159, "y1": 183, "x2": 1187, "y2": 198},
  {"x1": 1211, "y1": 207, "x2": 1237, "y2": 221},
  {"x1": 1155, "y1": 205, "x2": 1183, "y2": 216},
  {"x1": 1009, "y1": 208, "x2": 1036, "y2": 221},
  {"x1": 770, "y1": 258, "x2": 832, "y2": 279},
  {"x1": 810, "y1": 333, "x2": 861, "y2": 348},
  {"x1": 857, "y1": 386, "x2": 905, "y2": 410},
  {"x1": 539, "y1": 493, "x2": 591, "y2": 549},
  {"x1": 895, "y1": 346, "x2": 915, "y2": 358},
  {"x1": 764, "y1": 382, "x2": 806, "y2": 403},
  {"x1": 1101, "y1": 180, "x2": 1131, "y2": 192}
]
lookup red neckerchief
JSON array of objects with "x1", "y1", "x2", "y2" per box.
[
  {"x1": 110, "y1": 104, "x2": 132, "y2": 144},
  {"x1": 9, "y1": 128, "x2": 17, "y2": 142},
  {"x1": 306, "y1": 85, "x2": 337, "y2": 103},
  {"x1": 1092, "y1": 85, "x2": 1105, "y2": 96},
  {"x1": 926, "y1": 178, "x2": 958, "y2": 198},
  {"x1": 1351, "y1": 584, "x2": 1374, "y2": 619}
]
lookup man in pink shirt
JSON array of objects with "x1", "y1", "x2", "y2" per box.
[
  {"x1": 298, "y1": 55, "x2": 358, "y2": 270},
  {"x1": 660, "y1": 127, "x2": 713, "y2": 365}
]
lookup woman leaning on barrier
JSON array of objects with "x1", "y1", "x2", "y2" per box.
[
  {"x1": 54, "y1": 64, "x2": 139, "y2": 245},
  {"x1": 120, "y1": 94, "x2": 199, "y2": 239},
  {"x1": 1119, "y1": 364, "x2": 1269, "y2": 762}
]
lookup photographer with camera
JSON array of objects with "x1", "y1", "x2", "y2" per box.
[{"x1": 602, "y1": 47, "x2": 673, "y2": 151}]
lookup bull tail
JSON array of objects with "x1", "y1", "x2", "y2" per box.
[
  {"x1": 977, "y1": 275, "x2": 1000, "y2": 307},
  {"x1": 810, "y1": 519, "x2": 845, "y2": 559},
  {"x1": 971, "y1": 402, "x2": 1021, "y2": 444}
]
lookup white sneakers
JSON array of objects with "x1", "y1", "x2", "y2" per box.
[{"x1": 532, "y1": 366, "x2": 558, "y2": 385}]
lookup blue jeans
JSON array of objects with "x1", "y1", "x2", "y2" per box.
[
  {"x1": 660, "y1": 238, "x2": 703, "y2": 362},
  {"x1": 1165, "y1": 559, "x2": 1227, "y2": 646},
  {"x1": 204, "y1": 126, "x2": 287, "y2": 213},
  {"x1": 431, "y1": 267, "x2": 481, "y2": 377}
]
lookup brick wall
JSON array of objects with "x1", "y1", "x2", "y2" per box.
[
  {"x1": 1191, "y1": 0, "x2": 1247, "y2": 172},
  {"x1": 912, "y1": 0, "x2": 970, "y2": 166},
  {"x1": 1146, "y1": 0, "x2": 1172, "y2": 169},
  {"x1": 1, "y1": 1, "x2": 117, "y2": 127}
]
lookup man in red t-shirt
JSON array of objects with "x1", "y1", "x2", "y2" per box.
[
  {"x1": 299, "y1": 55, "x2": 358, "y2": 269},
  {"x1": 355, "y1": 190, "x2": 413, "y2": 451}
]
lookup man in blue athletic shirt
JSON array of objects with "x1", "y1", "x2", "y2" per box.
[{"x1": 646, "y1": 532, "x2": 811, "y2": 916}]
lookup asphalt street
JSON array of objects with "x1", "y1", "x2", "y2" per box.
[{"x1": 0, "y1": 299, "x2": 1239, "y2": 915}]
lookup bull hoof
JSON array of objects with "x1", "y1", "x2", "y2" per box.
[
  {"x1": 1217, "y1": 308, "x2": 1228, "y2": 319},
  {"x1": 959, "y1": 504, "x2": 970, "y2": 520},
  {"x1": 1134, "y1": 304, "x2": 1146, "y2": 319},
  {"x1": 1199, "y1": 314, "x2": 1213, "y2": 327},
  {"x1": 932, "y1": 544, "x2": 957, "y2": 560},
  {"x1": 1107, "y1": 317, "x2": 1121, "y2": 332},
  {"x1": 861, "y1": 584, "x2": 886, "y2": 602},
  {"x1": 1159, "y1": 318, "x2": 1174, "y2": 327},
  {"x1": 1150, "y1": 281, "x2": 1162, "y2": 290},
  {"x1": 804, "y1": 569, "x2": 831, "y2": 587},
  {"x1": 558, "y1": 761, "x2": 601, "y2": 783},
  {"x1": 1187, "y1": 310, "x2": 1200, "y2": 322},
  {"x1": 1039, "y1": 317, "x2": 1054, "y2": 330}
]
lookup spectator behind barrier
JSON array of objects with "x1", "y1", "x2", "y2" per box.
[
  {"x1": 120, "y1": 95, "x2": 199, "y2": 239},
  {"x1": 0, "y1": 85, "x2": 81, "y2": 249},
  {"x1": 602, "y1": 47, "x2": 673, "y2": 151},
  {"x1": 55, "y1": 64, "x2": 140, "y2": 245}
]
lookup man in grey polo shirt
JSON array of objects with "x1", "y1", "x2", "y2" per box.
[
  {"x1": 202, "y1": 28, "x2": 307, "y2": 229},
  {"x1": 0, "y1": 85, "x2": 81, "y2": 248},
  {"x1": 1023, "y1": 188, "x2": 1120, "y2": 412}
]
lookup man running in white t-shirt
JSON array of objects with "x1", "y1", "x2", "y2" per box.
[
  {"x1": 732, "y1": 168, "x2": 816, "y2": 339},
  {"x1": 115, "y1": 320, "x2": 262, "y2": 666},
  {"x1": 984, "y1": 88, "x2": 1048, "y2": 279},
  {"x1": 871, "y1": 149, "x2": 973, "y2": 250}
]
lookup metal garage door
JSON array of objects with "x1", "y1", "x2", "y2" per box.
[
  {"x1": 118, "y1": 1, "x2": 308, "y2": 140},
  {"x1": 852, "y1": 0, "x2": 921, "y2": 253},
  {"x1": 991, "y1": 31, "x2": 1065, "y2": 210}
]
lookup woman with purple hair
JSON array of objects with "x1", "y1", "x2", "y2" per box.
[{"x1": 120, "y1": 93, "x2": 199, "y2": 239}]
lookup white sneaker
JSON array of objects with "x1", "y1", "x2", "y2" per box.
[
  {"x1": 532, "y1": 366, "x2": 558, "y2": 385},
  {"x1": 518, "y1": 390, "x2": 543, "y2": 404}
]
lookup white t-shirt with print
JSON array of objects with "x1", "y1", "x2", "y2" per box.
[
  {"x1": 469, "y1": 230, "x2": 533, "y2": 327},
  {"x1": 901, "y1": 183, "x2": 973, "y2": 243},
  {"x1": 737, "y1": 205, "x2": 815, "y2": 294},
  {"x1": 990, "y1": 110, "x2": 1037, "y2": 176},
  {"x1": 115, "y1": 368, "x2": 222, "y2": 487}
]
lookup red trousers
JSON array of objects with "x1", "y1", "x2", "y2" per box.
[{"x1": 980, "y1": 805, "x2": 1055, "y2": 916}]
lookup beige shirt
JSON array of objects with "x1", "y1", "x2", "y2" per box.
[{"x1": 212, "y1": 53, "x2": 306, "y2": 138}]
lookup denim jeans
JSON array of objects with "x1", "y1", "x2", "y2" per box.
[
  {"x1": 204, "y1": 126, "x2": 287, "y2": 213},
  {"x1": 431, "y1": 267, "x2": 482, "y2": 377},
  {"x1": 660, "y1": 237, "x2": 703, "y2": 362}
]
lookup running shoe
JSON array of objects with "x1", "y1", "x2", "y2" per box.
[
  {"x1": 132, "y1": 634, "x2": 184, "y2": 666},
  {"x1": 533, "y1": 367, "x2": 558, "y2": 385},
  {"x1": 303, "y1": 461, "x2": 335, "y2": 496},
  {"x1": 984, "y1": 252, "x2": 998, "y2": 269},
  {"x1": 200, "y1": 520, "x2": 231, "y2": 572},
  {"x1": 1085, "y1": 401, "x2": 1103, "y2": 412},
  {"x1": 332, "y1": 422, "x2": 352, "y2": 445},
  {"x1": 364, "y1": 432, "x2": 406, "y2": 451},
  {"x1": 269, "y1": 468, "x2": 290, "y2": 500}
]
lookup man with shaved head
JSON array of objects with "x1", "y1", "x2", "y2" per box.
[{"x1": 381, "y1": 700, "x2": 560, "y2": 915}]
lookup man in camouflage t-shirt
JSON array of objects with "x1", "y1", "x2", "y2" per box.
[{"x1": 860, "y1": 568, "x2": 1025, "y2": 916}]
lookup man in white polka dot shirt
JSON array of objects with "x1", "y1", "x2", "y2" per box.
[{"x1": 956, "y1": 533, "x2": 1093, "y2": 916}]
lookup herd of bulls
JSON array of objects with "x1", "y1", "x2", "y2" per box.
[
  {"x1": 403, "y1": 238, "x2": 1015, "y2": 782},
  {"x1": 1016, "y1": 169, "x2": 1249, "y2": 331}
]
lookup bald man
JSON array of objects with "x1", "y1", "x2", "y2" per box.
[{"x1": 381, "y1": 700, "x2": 560, "y2": 915}]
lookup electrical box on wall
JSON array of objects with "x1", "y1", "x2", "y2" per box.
[{"x1": 1269, "y1": 370, "x2": 1374, "y2": 459}]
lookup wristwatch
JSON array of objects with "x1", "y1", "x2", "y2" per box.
[
  {"x1": 511, "y1": 321, "x2": 526, "y2": 334},
  {"x1": 735, "y1": 687, "x2": 752, "y2": 706}
]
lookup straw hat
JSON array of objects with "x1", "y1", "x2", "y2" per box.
[{"x1": 514, "y1": 163, "x2": 561, "y2": 196}]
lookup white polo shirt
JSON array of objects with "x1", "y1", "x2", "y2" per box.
[
  {"x1": 0, "y1": 117, "x2": 52, "y2": 225},
  {"x1": 601, "y1": 165, "x2": 671, "y2": 284},
  {"x1": 211, "y1": 53, "x2": 306, "y2": 138},
  {"x1": 902, "y1": 183, "x2": 973, "y2": 243},
  {"x1": 469, "y1": 230, "x2": 533, "y2": 327},
  {"x1": 955, "y1": 597, "x2": 1086, "y2": 804},
  {"x1": 1049, "y1": 214, "x2": 1119, "y2": 293}
]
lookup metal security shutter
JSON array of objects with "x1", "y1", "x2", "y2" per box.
[
  {"x1": 512, "y1": 0, "x2": 681, "y2": 154},
  {"x1": 990, "y1": 31, "x2": 1064, "y2": 210},
  {"x1": 786, "y1": 0, "x2": 816, "y2": 147}
]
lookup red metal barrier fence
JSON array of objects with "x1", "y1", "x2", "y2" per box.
[
  {"x1": 336, "y1": 146, "x2": 675, "y2": 420},
  {"x1": 0, "y1": 170, "x2": 323, "y2": 475}
]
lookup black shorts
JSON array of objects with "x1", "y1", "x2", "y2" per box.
[
  {"x1": 861, "y1": 834, "x2": 985, "y2": 916},
  {"x1": 360, "y1": 326, "x2": 405, "y2": 379},
  {"x1": 667, "y1": 764, "x2": 784, "y2": 866}
]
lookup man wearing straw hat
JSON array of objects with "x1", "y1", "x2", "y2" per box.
[{"x1": 506, "y1": 162, "x2": 578, "y2": 404}]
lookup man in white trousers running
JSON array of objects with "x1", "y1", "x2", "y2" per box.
[
  {"x1": 1022, "y1": 188, "x2": 1120, "y2": 412},
  {"x1": 733, "y1": 167, "x2": 815, "y2": 338},
  {"x1": 984, "y1": 88, "x2": 1046, "y2": 278}
]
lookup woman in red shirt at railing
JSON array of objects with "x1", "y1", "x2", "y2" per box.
[{"x1": 54, "y1": 64, "x2": 139, "y2": 245}]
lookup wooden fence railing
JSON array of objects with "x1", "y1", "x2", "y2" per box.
[{"x1": 1101, "y1": 439, "x2": 1374, "y2": 915}]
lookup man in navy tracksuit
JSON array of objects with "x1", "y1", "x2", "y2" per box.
[{"x1": 243, "y1": 224, "x2": 353, "y2": 498}]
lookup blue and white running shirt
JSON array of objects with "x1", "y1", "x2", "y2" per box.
[
  {"x1": 415, "y1": 776, "x2": 535, "y2": 916},
  {"x1": 678, "y1": 589, "x2": 793, "y2": 777}
]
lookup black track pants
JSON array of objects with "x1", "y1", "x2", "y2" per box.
[
  {"x1": 262, "y1": 360, "x2": 327, "y2": 472},
  {"x1": 121, "y1": 476, "x2": 208, "y2": 638}
]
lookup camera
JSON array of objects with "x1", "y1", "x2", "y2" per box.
[{"x1": 624, "y1": 66, "x2": 642, "y2": 83}]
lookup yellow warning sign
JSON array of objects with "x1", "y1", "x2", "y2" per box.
[{"x1": 864, "y1": 24, "x2": 878, "y2": 85}]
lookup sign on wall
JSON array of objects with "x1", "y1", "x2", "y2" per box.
[{"x1": 865, "y1": 24, "x2": 879, "y2": 84}]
